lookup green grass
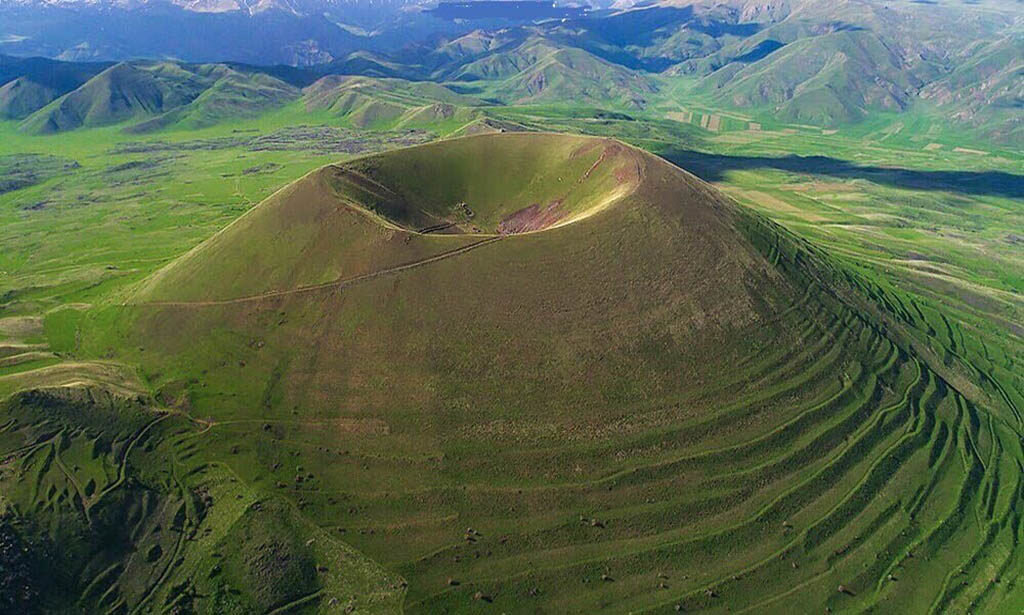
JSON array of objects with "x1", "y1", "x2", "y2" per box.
[
  {"x1": 0, "y1": 100, "x2": 1020, "y2": 615},
  {"x1": 0, "y1": 387, "x2": 403, "y2": 613}
]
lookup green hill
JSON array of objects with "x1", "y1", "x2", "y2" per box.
[
  {"x1": 0, "y1": 77, "x2": 60, "y2": 121},
  {"x1": 127, "y1": 68, "x2": 301, "y2": 133},
  {"x1": 0, "y1": 382, "x2": 403, "y2": 613},
  {"x1": 919, "y1": 34, "x2": 1024, "y2": 145},
  {"x1": 133, "y1": 134, "x2": 640, "y2": 301},
  {"x1": 668, "y1": 0, "x2": 1019, "y2": 132},
  {"x1": 301, "y1": 75, "x2": 482, "y2": 130},
  {"x1": 19, "y1": 62, "x2": 213, "y2": 134},
  {"x1": 429, "y1": 29, "x2": 520, "y2": 67},
  {"x1": 692, "y1": 29, "x2": 923, "y2": 125},
  {"x1": 18, "y1": 61, "x2": 300, "y2": 135},
  {"x1": 324, "y1": 50, "x2": 424, "y2": 80},
  {"x1": 451, "y1": 38, "x2": 659, "y2": 109},
  {"x1": 0, "y1": 55, "x2": 110, "y2": 120},
  {"x1": 48, "y1": 133, "x2": 1015, "y2": 613}
]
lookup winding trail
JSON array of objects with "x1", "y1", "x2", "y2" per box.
[
  {"x1": 133, "y1": 236, "x2": 505, "y2": 308},
  {"x1": 92, "y1": 414, "x2": 171, "y2": 508}
]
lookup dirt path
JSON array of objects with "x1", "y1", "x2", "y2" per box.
[
  {"x1": 135, "y1": 236, "x2": 505, "y2": 308},
  {"x1": 580, "y1": 145, "x2": 614, "y2": 182},
  {"x1": 92, "y1": 414, "x2": 171, "y2": 508},
  {"x1": 266, "y1": 589, "x2": 326, "y2": 615}
]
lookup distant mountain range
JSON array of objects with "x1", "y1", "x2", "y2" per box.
[
  {"x1": 0, "y1": 33, "x2": 659, "y2": 135},
  {"x1": 1, "y1": 0, "x2": 426, "y2": 19},
  {"x1": 1, "y1": 0, "x2": 1021, "y2": 142}
]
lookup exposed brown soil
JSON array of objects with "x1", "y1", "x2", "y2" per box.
[
  {"x1": 0, "y1": 316, "x2": 43, "y2": 338},
  {"x1": 580, "y1": 143, "x2": 623, "y2": 183},
  {"x1": 497, "y1": 200, "x2": 565, "y2": 234},
  {"x1": 494, "y1": 139, "x2": 637, "y2": 234}
]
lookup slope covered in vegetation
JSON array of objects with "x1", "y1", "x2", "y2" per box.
[{"x1": 28, "y1": 132, "x2": 1011, "y2": 613}]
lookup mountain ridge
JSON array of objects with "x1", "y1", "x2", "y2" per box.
[{"x1": 3, "y1": 0, "x2": 1020, "y2": 140}]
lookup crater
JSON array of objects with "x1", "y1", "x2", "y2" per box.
[{"x1": 325, "y1": 133, "x2": 643, "y2": 235}]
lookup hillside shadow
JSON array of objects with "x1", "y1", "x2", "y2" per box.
[{"x1": 661, "y1": 149, "x2": 1024, "y2": 199}]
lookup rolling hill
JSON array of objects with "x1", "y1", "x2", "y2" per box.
[
  {"x1": 25, "y1": 133, "x2": 1013, "y2": 613},
  {"x1": 4, "y1": 0, "x2": 1020, "y2": 139},
  {"x1": 18, "y1": 61, "x2": 301, "y2": 134},
  {"x1": 19, "y1": 62, "x2": 219, "y2": 134},
  {"x1": 301, "y1": 75, "x2": 483, "y2": 130},
  {"x1": 693, "y1": 28, "x2": 923, "y2": 125},
  {"x1": 673, "y1": 0, "x2": 1021, "y2": 132},
  {"x1": 0, "y1": 78, "x2": 60, "y2": 120},
  {"x1": 919, "y1": 33, "x2": 1024, "y2": 145},
  {"x1": 447, "y1": 37, "x2": 659, "y2": 109},
  {"x1": 0, "y1": 54, "x2": 111, "y2": 119},
  {"x1": 126, "y1": 68, "x2": 301, "y2": 133}
]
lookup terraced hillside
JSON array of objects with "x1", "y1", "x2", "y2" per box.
[
  {"x1": 5, "y1": 133, "x2": 1020, "y2": 613},
  {"x1": 0, "y1": 327, "x2": 403, "y2": 613}
]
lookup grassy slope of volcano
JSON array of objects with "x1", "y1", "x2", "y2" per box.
[
  {"x1": 61, "y1": 133, "x2": 1021, "y2": 613},
  {"x1": 133, "y1": 134, "x2": 642, "y2": 302}
]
